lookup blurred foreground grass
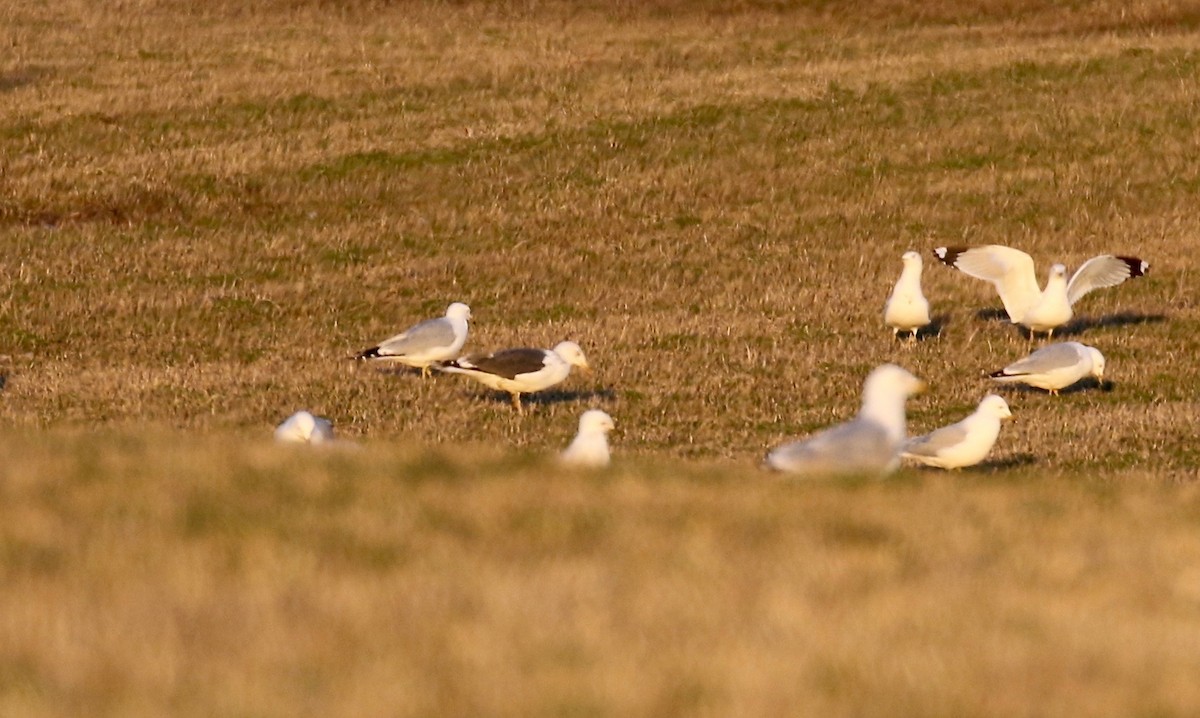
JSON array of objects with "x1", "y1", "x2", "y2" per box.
[
  {"x1": 2, "y1": 429, "x2": 1200, "y2": 715},
  {"x1": 4, "y1": 430, "x2": 1200, "y2": 716}
]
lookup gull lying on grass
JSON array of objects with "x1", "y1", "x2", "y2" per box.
[
  {"x1": 903, "y1": 394, "x2": 1012, "y2": 469},
  {"x1": 989, "y1": 341, "x2": 1105, "y2": 395},
  {"x1": 354, "y1": 302, "x2": 471, "y2": 377},
  {"x1": 933, "y1": 245, "x2": 1147, "y2": 338},
  {"x1": 764, "y1": 364, "x2": 926, "y2": 478},
  {"x1": 274, "y1": 410, "x2": 335, "y2": 444},
  {"x1": 559, "y1": 409, "x2": 615, "y2": 468},
  {"x1": 438, "y1": 341, "x2": 590, "y2": 414},
  {"x1": 884, "y1": 250, "x2": 931, "y2": 342}
]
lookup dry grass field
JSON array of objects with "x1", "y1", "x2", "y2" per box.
[{"x1": 4, "y1": 0, "x2": 1200, "y2": 715}]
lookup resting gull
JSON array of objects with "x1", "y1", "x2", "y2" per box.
[
  {"x1": 560, "y1": 409, "x2": 615, "y2": 468},
  {"x1": 354, "y1": 302, "x2": 471, "y2": 376},
  {"x1": 902, "y1": 394, "x2": 1012, "y2": 469},
  {"x1": 438, "y1": 340, "x2": 590, "y2": 414},
  {"x1": 884, "y1": 250, "x2": 932, "y2": 342},
  {"x1": 933, "y1": 245, "x2": 1147, "y2": 337},
  {"x1": 989, "y1": 341, "x2": 1105, "y2": 395},
  {"x1": 274, "y1": 410, "x2": 335, "y2": 444},
  {"x1": 764, "y1": 364, "x2": 926, "y2": 478}
]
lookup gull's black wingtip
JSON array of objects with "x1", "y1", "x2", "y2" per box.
[
  {"x1": 932, "y1": 246, "x2": 966, "y2": 266},
  {"x1": 1116, "y1": 256, "x2": 1149, "y2": 278}
]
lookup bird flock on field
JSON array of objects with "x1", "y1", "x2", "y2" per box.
[{"x1": 277, "y1": 243, "x2": 1149, "y2": 477}]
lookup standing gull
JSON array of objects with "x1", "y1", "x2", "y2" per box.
[
  {"x1": 354, "y1": 302, "x2": 471, "y2": 377},
  {"x1": 933, "y1": 245, "x2": 1147, "y2": 338},
  {"x1": 764, "y1": 364, "x2": 926, "y2": 478},
  {"x1": 902, "y1": 394, "x2": 1012, "y2": 469},
  {"x1": 884, "y1": 250, "x2": 932, "y2": 342},
  {"x1": 438, "y1": 340, "x2": 590, "y2": 414},
  {"x1": 989, "y1": 341, "x2": 1105, "y2": 395},
  {"x1": 560, "y1": 409, "x2": 615, "y2": 468},
  {"x1": 274, "y1": 410, "x2": 335, "y2": 444}
]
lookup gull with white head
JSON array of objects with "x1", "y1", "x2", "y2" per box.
[
  {"x1": 560, "y1": 409, "x2": 615, "y2": 468},
  {"x1": 933, "y1": 245, "x2": 1147, "y2": 338},
  {"x1": 438, "y1": 340, "x2": 591, "y2": 414},
  {"x1": 764, "y1": 364, "x2": 926, "y2": 478},
  {"x1": 903, "y1": 394, "x2": 1012, "y2": 469},
  {"x1": 354, "y1": 302, "x2": 472, "y2": 377},
  {"x1": 884, "y1": 250, "x2": 932, "y2": 342},
  {"x1": 989, "y1": 341, "x2": 1105, "y2": 395},
  {"x1": 274, "y1": 410, "x2": 336, "y2": 444}
]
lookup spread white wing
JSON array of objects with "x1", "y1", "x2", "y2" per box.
[
  {"x1": 935, "y1": 245, "x2": 1041, "y2": 321},
  {"x1": 1066, "y1": 255, "x2": 1148, "y2": 305}
]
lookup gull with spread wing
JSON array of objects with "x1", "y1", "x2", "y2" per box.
[{"x1": 933, "y1": 245, "x2": 1147, "y2": 338}]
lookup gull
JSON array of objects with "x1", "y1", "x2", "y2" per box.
[
  {"x1": 902, "y1": 394, "x2": 1012, "y2": 469},
  {"x1": 884, "y1": 250, "x2": 932, "y2": 342},
  {"x1": 274, "y1": 410, "x2": 335, "y2": 444},
  {"x1": 559, "y1": 410, "x2": 615, "y2": 468},
  {"x1": 989, "y1": 341, "x2": 1105, "y2": 395},
  {"x1": 354, "y1": 302, "x2": 471, "y2": 377},
  {"x1": 764, "y1": 364, "x2": 926, "y2": 478},
  {"x1": 438, "y1": 341, "x2": 590, "y2": 414},
  {"x1": 933, "y1": 245, "x2": 1148, "y2": 338}
]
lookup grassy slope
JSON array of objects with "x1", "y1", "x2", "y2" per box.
[{"x1": 2, "y1": 1, "x2": 1200, "y2": 715}]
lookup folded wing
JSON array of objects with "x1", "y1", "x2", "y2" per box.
[
  {"x1": 447, "y1": 348, "x2": 550, "y2": 380},
  {"x1": 995, "y1": 342, "x2": 1084, "y2": 377},
  {"x1": 767, "y1": 419, "x2": 896, "y2": 476},
  {"x1": 904, "y1": 423, "x2": 969, "y2": 459}
]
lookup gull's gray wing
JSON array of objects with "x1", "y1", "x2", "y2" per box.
[
  {"x1": 1066, "y1": 255, "x2": 1148, "y2": 305},
  {"x1": 767, "y1": 418, "x2": 896, "y2": 476},
  {"x1": 998, "y1": 343, "x2": 1084, "y2": 376},
  {"x1": 364, "y1": 317, "x2": 457, "y2": 358},
  {"x1": 904, "y1": 423, "x2": 969, "y2": 458},
  {"x1": 310, "y1": 416, "x2": 335, "y2": 442}
]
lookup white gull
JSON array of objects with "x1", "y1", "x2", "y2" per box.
[{"x1": 764, "y1": 364, "x2": 926, "y2": 478}]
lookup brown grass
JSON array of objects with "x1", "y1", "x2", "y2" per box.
[
  {"x1": 3, "y1": 1, "x2": 1200, "y2": 715},
  {"x1": 4, "y1": 434, "x2": 1200, "y2": 716}
]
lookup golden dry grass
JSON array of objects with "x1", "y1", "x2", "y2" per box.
[
  {"x1": 3, "y1": 1, "x2": 1200, "y2": 715},
  {"x1": 4, "y1": 434, "x2": 1200, "y2": 716}
]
